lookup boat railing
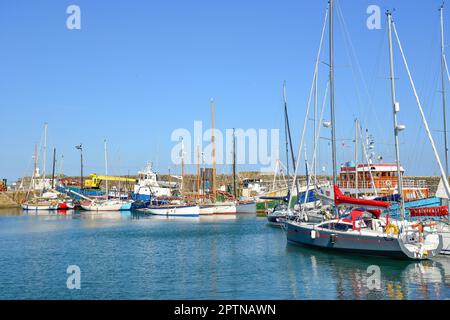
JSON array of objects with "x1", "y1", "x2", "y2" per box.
[{"x1": 337, "y1": 179, "x2": 428, "y2": 190}]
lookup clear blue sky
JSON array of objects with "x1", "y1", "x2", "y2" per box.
[{"x1": 0, "y1": 0, "x2": 448, "y2": 181}]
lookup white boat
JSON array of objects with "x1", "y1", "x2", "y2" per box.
[
  {"x1": 145, "y1": 204, "x2": 200, "y2": 217},
  {"x1": 408, "y1": 203, "x2": 450, "y2": 255},
  {"x1": 81, "y1": 199, "x2": 130, "y2": 211},
  {"x1": 236, "y1": 201, "x2": 257, "y2": 213},
  {"x1": 22, "y1": 202, "x2": 58, "y2": 211},
  {"x1": 81, "y1": 140, "x2": 134, "y2": 212},
  {"x1": 438, "y1": 223, "x2": 450, "y2": 255},
  {"x1": 132, "y1": 163, "x2": 175, "y2": 200},
  {"x1": 212, "y1": 202, "x2": 237, "y2": 214},
  {"x1": 199, "y1": 204, "x2": 215, "y2": 215}
]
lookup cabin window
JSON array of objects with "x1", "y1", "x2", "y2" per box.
[{"x1": 334, "y1": 223, "x2": 352, "y2": 231}]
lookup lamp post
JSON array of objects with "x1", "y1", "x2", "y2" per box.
[{"x1": 75, "y1": 144, "x2": 83, "y2": 192}]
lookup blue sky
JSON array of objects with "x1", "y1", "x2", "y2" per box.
[{"x1": 0, "y1": 0, "x2": 449, "y2": 181}]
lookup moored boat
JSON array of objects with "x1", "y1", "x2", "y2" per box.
[
  {"x1": 22, "y1": 202, "x2": 58, "y2": 211},
  {"x1": 81, "y1": 199, "x2": 131, "y2": 211},
  {"x1": 287, "y1": 186, "x2": 443, "y2": 260},
  {"x1": 144, "y1": 204, "x2": 200, "y2": 217},
  {"x1": 199, "y1": 204, "x2": 215, "y2": 215},
  {"x1": 212, "y1": 202, "x2": 237, "y2": 214}
]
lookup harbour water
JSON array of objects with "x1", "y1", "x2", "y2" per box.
[{"x1": 0, "y1": 209, "x2": 449, "y2": 300}]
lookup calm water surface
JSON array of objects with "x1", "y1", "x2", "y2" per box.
[{"x1": 0, "y1": 209, "x2": 449, "y2": 300}]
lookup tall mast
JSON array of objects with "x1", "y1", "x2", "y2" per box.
[
  {"x1": 232, "y1": 128, "x2": 237, "y2": 199},
  {"x1": 283, "y1": 82, "x2": 291, "y2": 194},
  {"x1": 354, "y1": 118, "x2": 359, "y2": 197},
  {"x1": 283, "y1": 81, "x2": 299, "y2": 196},
  {"x1": 211, "y1": 98, "x2": 217, "y2": 202},
  {"x1": 313, "y1": 66, "x2": 318, "y2": 185},
  {"x1": 387, "y1": 11, "x2": 405, "y2": 219},
  {"x1": 80, "y1": 147, "x2": 84, "y2": 192},
  {"x1": 51, "y1": 148, "x2": 56, "y2": 189},
  {"x1": 440, "y1": 4, "x2": 449, "y2": 179},
  {"x1": 42, "y1": 123, "x2": 48, "y2": 192},
  {"x1": 104, "y1": 139, "x2": 108, "y2": 196},
  {"x1": 33, "y1": 144, "x2": 38, "y2": 190},
  {"x1": 197, "y1": 145, "x2": 201, "y2": 195},
  {"x1": 181, "y1": 138, "x2": 185, "y2": 195},
  {"x1": 201, "y1": 152, "x2": 205, "y2": 198},
  {"x1": 329, "y1": 0, "x2": 338, "y2": 188},
  {"x1": 59, "y1": 154, "x2": 64, "y2": 179}
]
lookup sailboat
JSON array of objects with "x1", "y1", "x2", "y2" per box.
[
  {"x1": 142, "y1": 138, "x2": 200, "y2": 217},
  {"x1": 195, "y1": 98, "x2": 237, "y2": 215},
  {"x1": 266, "y1": 82, "x2": 297, "y2": 225},
  {"x1": 230, "y1": 128, "x2": 257, "y2": 213},
  {"x1": 81, "y1": 140, "x2": 133, "y2": 211},
  {"x1": 286, "y1": 1, "x2": 442, "y2": 260},
  {"x1": 22, "y1": 124, "x2": 74, "y2": 211},
  {"x1": 400, "y1": 5, "x2": 450, "y2": 255}
]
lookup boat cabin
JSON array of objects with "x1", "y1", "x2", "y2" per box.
[{"x1": 338, "y1": 163, "x2": 429, "y2": 200}]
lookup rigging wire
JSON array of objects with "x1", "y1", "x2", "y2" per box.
[
  {"x1": 392, "y1": 20, "x2": 450, "y2": 198},
  {"x1": 288, "y1": 4, "x2": 329, "y2": 210}
]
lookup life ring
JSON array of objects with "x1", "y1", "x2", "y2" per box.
[{"x1": 385, "y1": 224, "x2": 399, "y2": 235}]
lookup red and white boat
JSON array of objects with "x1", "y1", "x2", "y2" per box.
[{"x1": 338, "y1": 163, "x2": 429, "y2": 201}]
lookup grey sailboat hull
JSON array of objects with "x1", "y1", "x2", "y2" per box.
[{"x1": 286, "y1": 221, "x2": 443, "y2": 260}]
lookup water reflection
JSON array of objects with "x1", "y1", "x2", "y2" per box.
[
  {"x1": 0, "y1": 209, "x2": 449, "y2": 299},
  {"x1": 286, "y1": 244, "x2": 450, "y2": 300},
  {"x1": 0, "y1": 208, "x2": 22, "y2": 216}
]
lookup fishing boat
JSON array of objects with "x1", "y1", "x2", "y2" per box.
[
  {"x1": 144, "y1": 204, "x2": 200, "y2": 217},
  {"x1": 338, "y1": 163, "x2": 430, "y2": 201},
  {"x1": 132, "y1": 163, "x2": 174, "y2": 201}
]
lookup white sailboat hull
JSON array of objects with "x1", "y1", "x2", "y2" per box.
[
  {"x1": 146, "y1": 205, "x2": 200, "y2": 217},
  {"x1": 437, "y1": 223, "x2": 450, "y2": 255},
  {"x1": 199, "y1": 205, "x2": 215, "y2": 215},
  {"x1": 213, "y1": 203, "x2": 237, "y2": 214},
  {"x1": 22, "y1": 204, "x2": 58, "y2": 211},
  {"x1": 81, "y1": 200, "x2": 130, "y2": 212}
]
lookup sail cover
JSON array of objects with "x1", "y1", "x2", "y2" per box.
[
  {"x1": 334, "y1": 185, "x2": 390, "y2": 209},
  {"x1": 409, "y1": 205, "x2": 448, "y2": 217}
]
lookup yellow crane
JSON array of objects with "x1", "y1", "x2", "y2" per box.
[{"x1": 84, "y1": 174, "x2": 137, "y2": 189}]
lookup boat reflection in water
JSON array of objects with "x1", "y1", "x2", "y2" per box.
[
  {"x1": 22, "y1": 209, "x2": 75, "y2": 217},
  {"x1": 285, "y1": 244, "x2": 450, "y2": 300}
]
